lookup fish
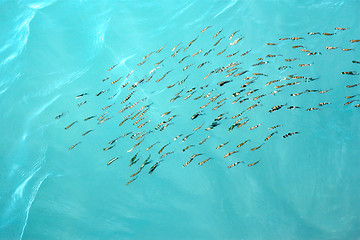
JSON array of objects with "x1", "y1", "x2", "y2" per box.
[
  {"x1": 319, "y1": 102, "x2": 331, "y2": 106},
  {"x1": 230, "y1": 37, "x2": 243, "y2": 45},
  {"x1": 103, "y1": 145, "x2": 115, "y2": 151},
  {"x1": 217, "y1": 48, "x2": 227, "y2": 56},
  {"x1": 201, "y1": 26, "x2": 212, "y2": 33},
  {"x1": 126, "y1": 177, "x2": 138, "y2": 186},
  {"x1": 326, "y1": 46, "x2": 337, "y2": 50},
  {"x1": 156, "y1": 44, "x2": 165, "y2": 53},
  {"x1": 227, "y1": 161, "x2": 243, "y2": 168},
  {"x1": 198, "y1": 61, "x2": 210, "y2": 69},
  {"x1": 199, "y1": 136, "x2": 210, "y2": 145},
  {"x1": 149, "y1": 160, "x2": 162, "y2": 174},
  {"x1": 107, "y1": 157, "x2": 118, "y2": 166},
  {"x1": 217, "y1": 80, "x2": 232, "y2": 86},
  {"x1": 283, "y1": 132, "x2": 300, "y2": 138},
  {"x1": 350, "y1": 40, "x2": 360, "y2": 43},
  {"x1": 69, "y1": 142, "x2": 81, "y2": 150},
  {"x1": 82, "y1": 130, "x2": 93, "y2": 136},
  {"x1": 213, "y1": 29, "x2": 223, "y2": 38},
  {"x1": 249, "y1": 124, "x2": 261, "y2": 130},
  {"x1": 161, "y1": 111, "x2": 172, "y2": 117},
  {"x1": 342, "y1": 49, "x2": 354, "y2": 51},
  {"x1": 55, "y1": 113, "x2": 65, "y2": 120},
  {"x1": 269, "y1": 104, "x2": 286, "y2": 113},
  {"x1": 146, "y1": 141, "x2": 160, "y2": 151},
  {"x1": 344, "y1": 100, "x2": 360, "y2": 106},
  {"x1": 182, "y1": 145, "x2": 195, "y2": 152},
  {"x1": 182, "y1": 133, "x2": 193, "y2": 142},
  {"x1": 144, "y1": 51, "x2": 154, "y2": 59},
  {"x1": 127, "y1": 139, "x2": 144, "y2": 152},
  {"x1": 193, "y1": 123, "x2": 204, "y2": 131},
  {"x1": 138, "y1": 120, "x2": 150, "y2": 129},
  {"x1": 192, "y1": 49, "x2": 202, "y2": 57},
  {"x1": 179, "y1": 55, "x2": 189, "y2": 64},
  {"x1": 237, "y1": 140, "x2": 250, "y2": 148},
  {"x1": 269, "y1": 124, "x2": 282, "y2": 130},
  {"x1": 335, "y1": 27, "x2": 349, "y2": 30},
  {"x1": 266, "y1": 43, "x2": 276, "y2": 45},
  {"x1": 288, "y1": 106, "x2": 300, "y2": 110},
  {"x1": 226, "y1": 51, "x2": 239, "y2": 58},
  {"x1": 161, "y1": 151, "x2": 174, "y2": 159},
  {"x1": 102, "y1": 103, "x2": 114, "y2": 110},
  {"x1": 308, "y1": 32, "x2": 320, "y2": 35},
  {"x1": 306, "y1": 107, "x2": 320, "y2": 111},
  {"x1": 323, "y1": 32, "x2": 335, "y2": 36},
  {"x1": 102, "y1": 76, "x2": 110, "y2": 82},
  {"x1": 198, "y1": 157, "x2": 212, "y2": 166},
  {"x1": 204, "y1": 49, "x2": 214, "y2": 56},
  {"x1": 216, "y1": 141, "x2": 229, "y2": 150},
  {"x1": 155, "y1": 70, "x2": 172, "y2": 82},
  {"x1": 251, "y1": 144, "x2": 264, "y2": 151},
  {"x1": 248, "y1": 160, "x2": 260, "y2": 167},
  {"x1": 203, "y1": 71, "x2": 214, "y2": 80},
  {"x1": 264, "y1": 132, "x2": 278, "y2": 141},
  {"x1": 191, "y1": 111, "x2": 203, "y2": 120},
  {"x1": 129, "y1": 152, "x2": 139, "y2": 166},
  {"x1": 76, "y1": 93, "x2": 88, "y2": 99},
  {"x1": 171, "y1": 47, "x2": 181, "y2": 57},
  {"x1": 346, "y1": 83, "x2": 360, "y2": 88},
  {"x1": 353, "y1": 61, "x2": 360, "y2": 64},
  {"x1": 172, "y1": 43, "x2": 181, "y2": 51},
  {"x1": 111, "y1": 77, "x2": 122, "y2": 85},
  {"x1": 345, "y1": 94, "x2": 359, "y2": 99},
  {"x1": 158, "y1": 142, "x2": 171, "y2": 154},
  {"x1": 155, "y1": 58, "x2": 165, "y2": 66},
  {"x1": 183, "y1": 64, "x2": 193, "y2": 71},
  {"x1": 65, "y1": 121, "x2": 77, "y2": 130},
  {"x1": 247, "y1": 102, "x2": 261, "y2": 111},
  {"x1": 342, "y1": 71, "x2": 358, "y2": 75},
  {"x1": 229, "y1": 30, "x2": 239, "y2": 40},
  {"x1": 224, "y1": 151, "x2": 238, "y2": 158}
]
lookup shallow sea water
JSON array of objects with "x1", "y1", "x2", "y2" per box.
[{"x1": 1, "y1": 0, "x2": 360, "y2": 239}]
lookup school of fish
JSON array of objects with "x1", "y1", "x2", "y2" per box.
[{"x1": 57, "y1": 26, "x2": 360, "y2": 185}]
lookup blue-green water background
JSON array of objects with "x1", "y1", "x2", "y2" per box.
[{"x1": 1, "y1": 0, "x2": 360, "y2": 239}]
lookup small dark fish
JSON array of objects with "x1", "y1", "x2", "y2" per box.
[
  {"x1": 96, "y1": 90, "x2": 106, "y2": 96},
  {"x1": 283, "y1": 132, "x2": 299, "y2": 138},
  {"x1": 76, "y1": 93, "x2": 88, "y2": 99},
  {"x1": 269, "y1": 104, "x2": 286, "y2": 113},
  {"x1": 149, "y1": 160, "x2": 162, "y2": 174},
  {"x1": 55, "y1": 113, "x2": 65, "y2": 120},
  {"x1": 217, "y1": 80, "x2": 232, "y2": 86}
]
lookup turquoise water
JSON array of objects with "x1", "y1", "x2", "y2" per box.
[{"x1": 1, "y1": 0, "x2": 360, "y2": 239}]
